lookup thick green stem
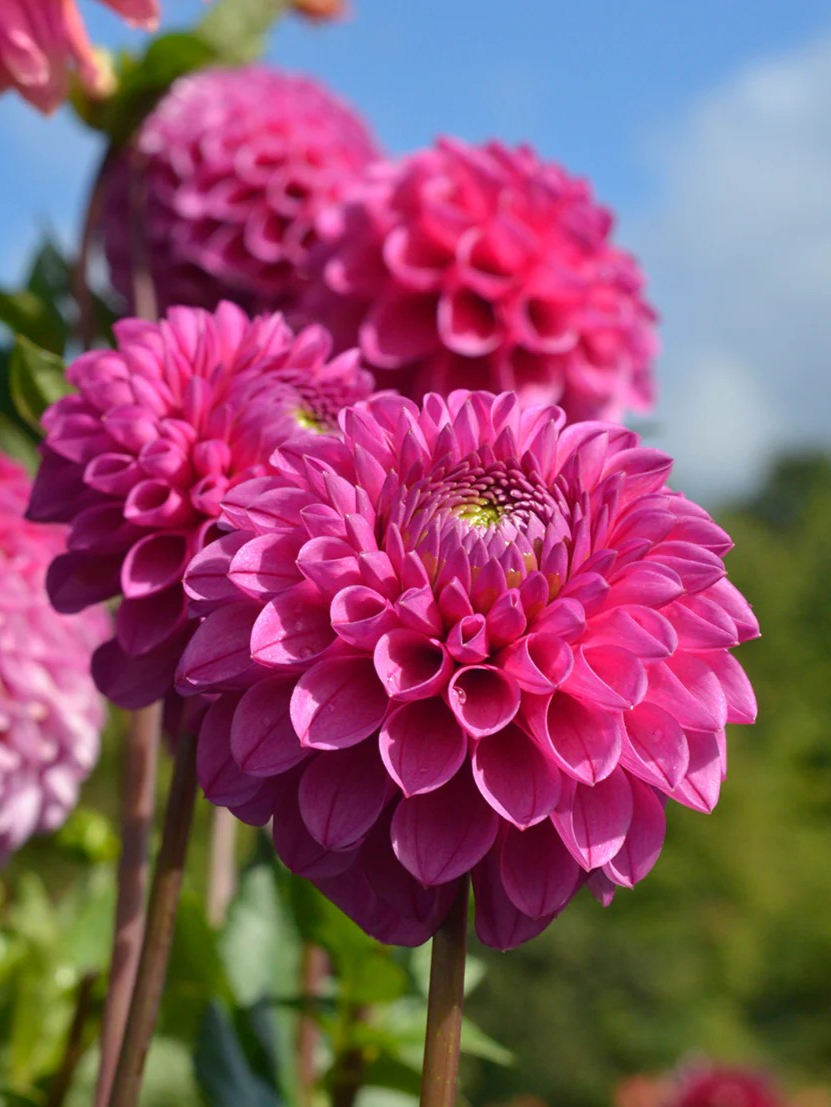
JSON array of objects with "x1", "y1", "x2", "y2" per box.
[
  {"x1": 107, "y1": 731, "x2": 198, "y2": 1107},
  {"x1": 419, "y1": 877, "x2": 470, "y2": 1107}
]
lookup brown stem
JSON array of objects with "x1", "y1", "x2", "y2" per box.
[
  {"x1": 419, "y1": 877, "x2": 470, "y2": 1107},
  {"x1": 206, "y1": 805, "x2": 238, "y2": 928},
  {"x1": 73, "y1": 145, "x2": 118, "y2": 351},
  {"x1": 45, "y1": 972, "x2": 98, "y2": 1107},
  {"x1": 107, "y1": 731, "x2": 199, "y2": 1107},
  {"x1": 94, "y1": 701, "x2": 162, "y2": 1107},
  {"x1": 329, "y1": 1002, "x2": 370, "y2": 1107},
  {"x1": 127, "y1": 149, "x2": 157, "y2": 323},
  {"x1": 297, "y1": 943, "x2": 327, "y2": 1106}
]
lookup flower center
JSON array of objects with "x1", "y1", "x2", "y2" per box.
[
  {"x1": 455, "y1": 499, "x2": 504, "y2": 527},
  {"x1": 293, "y1": 406, "x2": 331, "y2": 434}
]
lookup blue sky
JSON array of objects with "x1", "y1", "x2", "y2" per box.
[{"x1": 2, "y1": 0, "x2": 830, "y2": 502}]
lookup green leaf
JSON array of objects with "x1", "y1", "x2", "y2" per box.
[
  {"x1": 0, "y1": 413, "x2": 38, "y2": 470},
  {"x1": 0, "y1": 290, "x2": 66, "y2": 355},
  {"x1": 9, "y1": 337, "x2": 69, "y2": 433},
  {"x1": 360, "y1": 1053, "x2": 422, "y2": 1098},
  {"x1": 194, "y1": 1003, "x2": 283, "y2": 1107},
  {"x1": 159, "y1": 891, "x2": 232, "y2": 1043},
  {"x1": 197, "y1": 0, "x2": 292, "y2": 64},
  {"x1": 459, "y1": 1018, "x2": 514, "y2": 1066}
]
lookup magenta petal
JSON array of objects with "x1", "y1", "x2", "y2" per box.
[
  {"x1": 197, "y1": 695, "x2": 262, "y2": 807},
  {"x1": 709, "y1": 651, "x2": 757, "y2": 724},
  {"x1": 472, "y1": 723, "x2": 561, "y2": 828},
  {"x1": 183, "y1": 532, "x2": 248, "y2": 612},
  {"x1": 472, "y1": 849, "x2": 558, "y2": 951},
  {"x1": 362, "y1": 812, "x2": 459, "y2": 927},
  {"x1": 298, "y1": 742, "x2": 390, "y2": 849},
  {"x1": 391, "y1": 768, "x2": 499, "y2": 885},
  {"x1": 563, "y1": 645, "x2": 647, "y2": 710},
  {"x1": 291, "y1": 657, "x2": 388, "y2": 750},
  {"x1": 500, "y1": 821, "x2": 582, "y2": 917},
  {"x1": 230, "y1": 677, "x2": 305, "y2": 777},
  {"x1": 361, "y1": 292, "x2": 440, "y2": 369},
  {"x1": 647, "y1": 654, "x2": 727, "y2": 731},
  {"x1": 93, "y1": 630, "x2": 191, "y2": 708},
  {"x1": 587, "y1": 870, "x2": 617, "y2": 907},
  {"x1": 121, "y1": 532, "x2": 193, "y2": 599},
  {"x1": 669, "y1": 729, "x2": 723, "y2": 813},
  {"x1": 46, "y1": 552, "x2": 122, "y2": 613},
  {"x1": 271, "y1": 765, "x2": 359, "y2": 879},
  {"x1": 331, "y1": 585, "x2": 397, "y2": 649},
  {"x1": 620, "y1": 700, "x2": 689, "y2": 791},
  {"x1": 588, "y1": 605, "x2": 677, "y2": 660},
  {"x1": 446, "y1": 614, "x2": 490, "y2": 664},
  {"x1": 176, "y1": 602, "x2": 259, "y2": 691},
  {"x1": 380, "y1": 698, "x2": 466, "y2": 796},
  {"x1": 498, "y1": 634, "x2": 573, "y2": 694},
  {"x1": 374, "y1": 629, "x2": 454, "y2": 702},
  {"x1": 296, "y1": 535, "x2": 362, "y2": 595},
  {"x1": 603, "y1": 776, "x2": 666, "y2": 888},
  {"x1": 250, "y1": 580, "x2": 335, "y2": 667},
  {"x1": 552, "y1": 766, "x2": 634, "y2": 870},
  {"x1": 229, "y1": 532, "x2": 306, "y2": 598},
  {"x1": 448, "y1": 665, "x2": 521, "y2": 738},
  {"x1": 543, "y1": 693, "x2": 622, "y2": 784},
  {"x1": 116, "y1": 587, "x2": 187, "y2": 657}
]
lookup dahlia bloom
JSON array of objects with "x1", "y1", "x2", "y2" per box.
[
  {"x1": 101, "y1": 66, "x2": 381, "y2": 315},
  {"x1": 27, "y1": 301, "x2": 375, "y2": 710},
  {"x1": 177, "y1": 390, "x2": 757, "y2": 949},
  {"x1": 291, "y1": 0, "x2": 347, "y2": 19},
  {"x1": 672, "y1": 1068, "x2": 786, "y2": 1107},
  {"x1": 299, "y1": 138, "x2": 658, "y2": 422},
  {"x1": 0, "y1": 452, "x2": 108, "y2": 863},
  {"x1": 0, "y1": 0, "x2": 158, "y2": 114}
]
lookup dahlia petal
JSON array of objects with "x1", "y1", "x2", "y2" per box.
[
  {"x1": 563, "y1": 644, "x2": 647, "y2": 710},
  {"x1": 121, "y1": 532, "x2": 192, "y2": 599},
  {"x1": 362, "y1": 815, "x2": 460, "y2": 927},
  {"x1": 648, "y1": 653, "x2": 727, "y2": 731},
  {"x1": 94, "y1": 629, "x2": 192, "y2": 709},
  {"x1": 395, "y1": 585, "x2": 444, "y2": 636},
  {"x1": 667, "y1": 594, "x2": 740, "y2": 650},
  {"x1": 587, "y1": 870, "x2": 617, "y2": 907},
  {"x1": 361, "y1": 293, "x2": 440, "y2": 370},
  {"x1": 380, "y1": 698, "x2": 466, "y2": 796},
  {"x1": 298, "y1": 742, "x2": 390, "y2": 849},
  {"x1": 123, "y1": 480, "x2": 194, "y2": 529},
  {"x1": 499, "y1": 633, "x2": 573, "y2": 693},
  {"x1": 437, "y1": 287, "x2": 500, "y2": 356},
  {"x1": 331, "y1": 585, "x2": 398, "y2": 649},
  {"x1": 647, "y1": 540, "x2": 726, "y2": 594},
  {"x1": 448, "y1": 665, "x2": 521, "y2": 738},
  {"x1": 472, "y1": 723, "x2": 561, "y2": 828},
  {"x1": 533, "y1": 598, "x2": 586, "y2": 640},
  {"x1": 500, "y1": 821, "x2": 582, "y2": 917},
  {"x1": 291, "y1": 657, "x2": 388, "y2": 750},
  {"x1": 605, "y1": 562, "x2": 684, "y2": 609},
  {"x1": 472, "y1": 850, "x2": 558, "y2": 951},
  {"x1": 176, "y1": 602, "x2": 260, "y2": 691},
  {"x1": 485, "y1": 589, "x2": 527, "y2": 648},
  {"x1": 314, "y1": 862, "x2": 446, "y2": 947},
  {"x1": 231, "y1": 677, "x2": 306, "y2": 776},
  {"x1": 296, "y1": 535, "x2": 362, "y2": 594},
  {"x1": 620, "y1": 701, "x2": 689, "y2": 791},
  {"x1": 271, "y1": 766, "x2": 359, "y2": 879},
  {"x1": 197, "y1": 695, "x2": 262, "y2": 807},
  {"x1": 707, "y1": 578, "x2": 760, "y2": 641},
  {"x1": 115, "y1": 587, "x2": 187, "y2": 657},
  {"x1": 183, "y1": 532, "x2": 249, "y2": 611},
  {"x1": 553, "y1": 767, "x2": 634, "y2": 871},
  {"x1": 46, "y1": 552, "x2": 122, "y2": 613},
  {"x1": 669, "y1": 729, "x2": 723, "y2": 813},
  {"x1": 67, "y1": 504, "x2": 141, "y2": 556},
  {"x1": 541, "y1": 693, "x2": 622, "y2": 785},
  {"x1": 588, "y1": 605, "x2": 678, "y2": 659},
  {"x1": 234, "y1": 485, "x2": 315, "y2": 535},
  {"x1": 603, "y1": 776, "x2": 666, "y2": 888},
  {"x1": 374, "y1": 629, "x2": 454, "y2": 702},
  {"x1": 229, "y1": 532, "x2": 306, "y2": 598},
  {"x1": 708, "y1": 651, "x2": 757, "y2": 724},
  {"x1": 391, "y1": 768, "x2": 499, "y2": 885},
  {"x1": 250, "y1": 581, "x2": 336, "y2": 667}
]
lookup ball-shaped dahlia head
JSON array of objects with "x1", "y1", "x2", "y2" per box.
[
  {"x1": 177, "y1": 390, "x2": 758, "y2": 950},
  {"x1": 299, "y1": 138, "x2": 658, "y2": 422},
  {"x1": 101, "y1": 66, "x2": 382, "y2": 315},
  {"x1": 0, "y1": 452, "x2": 109, "y2": 862},
  {"x1": 27, "y1": 301, "x2": 375, "y2": 710},
  {"x1": 672, "y1": 1066, "x2": 787, "y2": 1107}
]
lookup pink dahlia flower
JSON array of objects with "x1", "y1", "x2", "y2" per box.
[
  {"x1": 0, "y1": 0, "x2": 158, "y2": 114},
  {"x1": 299, "y1": 138, "x2": 658, "y2": 421},
  {"x1": 27, "y1": 301, "x2": 375, "y2": 710},
  {"x1": 672, "y1": 1067, "x2": 786, "y2": 1107},
  {"x1": 176, "y1": 390, "x2": 757, "y2": 949},
  {"x1": 0, "y1": 452, "x2": 108, "y2": 862},
  {"x1": 101, "y1": 66, "x2": 381, "y2": 315}
]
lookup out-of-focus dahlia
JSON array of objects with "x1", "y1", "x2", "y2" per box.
[
  {"x1": 0, "y1": 0, "x2": 158, "y2": 113},
  {"x1": 291, "y1": 0, "x2": 347, "y2": 19},
  {"x1": 177, "y1": 390, "x2": 758, "y2": 949},
  {"x1": 27, "y1": 301, "x2": 374, "y2": 710},
  {"x1": 0, "y1": 452, "x2": 108, "y2": 862},
  {"x1": 101, "y1": 66, "x2": 381, "y2": 315},
  {"x1": 299, "y1": 138, "x2": 657, "y2": 421}
]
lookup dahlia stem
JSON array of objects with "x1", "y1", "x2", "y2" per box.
[
  {"x1": 128, "y1": 150, "x2": 158, "y2": 323},
  {"x1": 297, "y1": 942, "x2": 327, "y2": 1106},
  {"x1": 107, "y1": 730, "x2": 198, "y2": 1107},
  {"x1": 419, "y1": 877, "x2": 470, "y2": 1107},
  {"x1": 46, "y1": 971, "x2": 98, "y2": 1107},
  {"x1": 94, "y1": 701, "x2": 162, "y2": 1107},
  {"x1": 206, "y1": 805, "x2": 238, "y2": 928},
  {"x1": 74, "y1": 145, "x2": 118, "y2": 351}
]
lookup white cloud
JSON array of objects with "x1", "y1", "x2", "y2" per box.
[{"x1": 629, "y1": 30, "x2": 831, "y2": 504}]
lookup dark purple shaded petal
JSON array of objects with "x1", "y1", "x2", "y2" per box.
[
  {"x1": 291, "y1": 657, "x2": 388, "y2": 750},
  {"x1": 472, "y1": 723, "x2": 561, "y2": 828},
  {"x1": 379, "y1": 698, "x2": 466, "y2": 796}
]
